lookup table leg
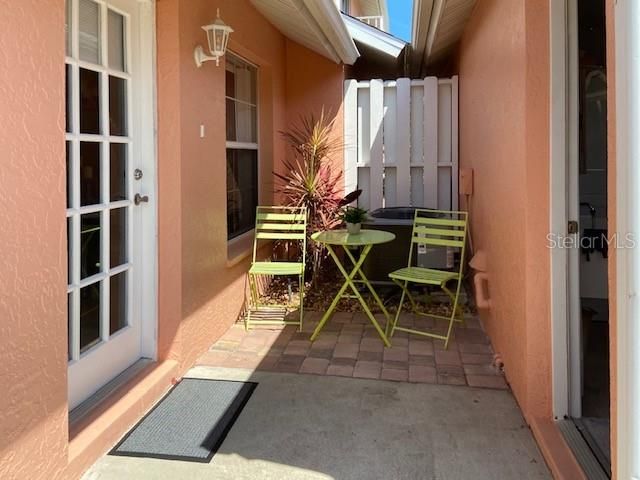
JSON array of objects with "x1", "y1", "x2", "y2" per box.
[
  {"x1": 342, "y1": 247, "x2": 392, "y2": 322},
  {"x1": 311, "y1": 244, "x2": 391, "y2": 347},
  {"x1": 310, "y1": 246, "x2": 353, "y2": 341}
]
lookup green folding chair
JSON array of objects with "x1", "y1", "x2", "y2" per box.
[
  {"x1": 246, "y1": 206, "x2": 307, "y2": 331},
  {"x1": 386, "y1": 208, "x2": 468, "y2": 349}
]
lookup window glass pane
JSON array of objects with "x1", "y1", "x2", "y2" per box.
[
  {"x1": 110, "y1": 143, "x2": 127, "y2": 201},
  {"x1": 80, "y1": 281, "x2": 101, "y2": 352},
  {"x1": 225, "y1": 54, "x2": 257, "y2": 143},
  {"x1": 110, "y1": 272, "x2": 127, "y2": 335},
  {"x1": 225, "y1": 98, "x2": 236, "y2": 141},
  {"x1": 109, "y1": 76, "x2": 127, "y2": 136},
  {"x1": 227, "y1": 55, "x2": 256, "y2": 104},
  {"x1": 110, "y1": 208, "x2": 127, "y2": 267},
  {"x1": 80, "y1": 142, "x2": 101, "y2": 205},
  {"x1": 226, "y1": 149, "x2": 258, "y2": 239},
  {"x1": 79, "y1": 0, "x2": 101, "y2": 64},
  {"x1": 80, "y1": 68, "x2": 101, "y2": 134},
  {"x1": 235, "y1": 102, "x2": 257, "y2": 143},
  {"x1": 66, "y1": 64, "x2": 72, "y2": 133},
  {"x1": 81, "y1": 212, "x2": 102, "y2": 279},
  {"x1": 108, "y1": 10, "x2": 125, "y2": 72}
]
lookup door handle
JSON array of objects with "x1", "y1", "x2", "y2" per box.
[{"x1": 134, "y1": 193, "x2": 149, "y2": 205}]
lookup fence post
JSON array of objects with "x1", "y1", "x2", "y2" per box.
[
  {"x1": 369, "y1": 79, "x2": 384, "y2": 210},
  {"x1": 396, "y1": 78, "x2": 411, "y2": 206},
  {"x1": 423, "y1": 77, "x2": 439, "y2": 209},
  {"x1": 344, "y1": 80, "x2": 358, "y2": 197}
]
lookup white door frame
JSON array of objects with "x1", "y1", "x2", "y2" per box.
[
  {"x1": 66, "y1": 0, "x2": 157, "y2": 409},
  {"x1": 613, "y1": 1, "x2": 639, "y2": 477},
  {"x1": 552, "y1": 0, "x2": 640, "y2": 476},
  {"x1": 549, "y1": 0, "x2": 572, "y2": 420},
  {"x1": 549, "y1": 0, "x2": 599, "y2": 420},
  {"x1": 135, "y1": 0, "x2": 158, "y2": 361}
]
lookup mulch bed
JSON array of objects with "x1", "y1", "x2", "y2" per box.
[{"x1": 259, "y1": 274, "x2": 474, "y2": 317}]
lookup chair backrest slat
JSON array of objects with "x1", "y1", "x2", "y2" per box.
[
  {"x1": 414, "y1": 216, "x2": 466, "y2": 227},
  {"x1": 257, "y1": 223, "x2": 306, "y2": 232},
  {"x1": 411, "y1": 235, "x2": 464, "y2": 248},
  {"x1": 253, "y1": 206, "x2": 307, "y2": 264},
  {"x1": 256, "y1": 232, "x2": 306, "y2": 240},
  {"x1": 256, "y1": 213, "x2": 305, "y2": 222},
  {"x1": 413, "y1": 226, "x2": 466, "y2": 238},
  {"x1": 408, "y1": 208, "x2": 469, "y2": 267}
]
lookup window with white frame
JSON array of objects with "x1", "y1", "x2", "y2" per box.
[{"x1": 226, "y1": 53, "x2": 258, "y2": 240}]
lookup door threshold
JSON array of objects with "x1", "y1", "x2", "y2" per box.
[
  {"x1": 557, "y1": 419, "x2": 609, "y2": 479},
  {"x1": 70, "y1": 358, "x2": 153, "y2": 426}
]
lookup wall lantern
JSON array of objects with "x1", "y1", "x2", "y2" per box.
[{"x1": 194, "y1": 9, "x2": 234, "y2": 67}]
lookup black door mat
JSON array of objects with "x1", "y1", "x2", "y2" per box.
[{"x1": 110, "y1": 378, "x2": 257, "y2": 462}]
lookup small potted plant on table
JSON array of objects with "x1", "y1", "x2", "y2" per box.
[{"x1": 341, "y1": 206, "x2": 368, "y2": 234}]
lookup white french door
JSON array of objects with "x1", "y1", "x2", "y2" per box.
[{"x1": 65, "y1": 0, "x2": 156, "y2": 410}]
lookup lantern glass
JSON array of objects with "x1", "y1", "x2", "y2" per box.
[
  {"x1": 213, "y1": 29, "x2": 225, "y2": 56},
  {"x1": 195, "y1": 10, "x2": 233, "y2": 67}
]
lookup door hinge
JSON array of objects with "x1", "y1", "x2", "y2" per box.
[{"x1": 568, "y1": 220, "x2": 579, "y2": 234}]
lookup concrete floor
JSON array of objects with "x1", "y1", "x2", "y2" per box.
[{"x1": 83, "y1": 366, "x2": 550, "y2": 480}]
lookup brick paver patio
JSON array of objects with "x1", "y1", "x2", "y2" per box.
[{"x1": 197, "y1": 310, "x2": 507, "y2": 389}]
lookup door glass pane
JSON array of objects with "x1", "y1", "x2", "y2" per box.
[
  {"x1": 108, "y1": 10, "x2": 125, "y2": 72},
  {"x1": 80, "y1": 142, "x2": 101, "y2": 205},
  {"x1": 110, "y1": 143, "x2": 127, "y2": 201},
  {"x1": 68, "y1": 293, "x2": 73, "y2": 360},
  {"x1": 110, "y1": 272, "x2": 127, "y2": 334},
  {"x1": 67, "y1": 216, "x2": 72, "y2": 284},
  {"x1": 66, "y1": 65, "x2": 72, "y2": 133},
  {"x1": 110, "y1": 208, "x2": 127, "y2": 267},
  {"x1": 109, "y1": 76, "x2": 127, "y2": 136},
  {"x1": 66, "y1": 142, "x2": 72, "y2": 207},
  {"x1": 80, "y1": 68, "x2": 101, "y2": 134},
  {"x1": 79, "y1": 0, "x2": 101, "y2": 64},
  {"x1": 81, "y1": 212, "x2": 101, "y2": 279},
  {"x1": 80, "y1": 282, "x2": 101, "y2": 352}
]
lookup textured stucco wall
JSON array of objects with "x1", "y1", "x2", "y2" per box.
[
  {"x1": 156, "y1": 0, "x2": 288, "y2": 369},
  {"x1": 284, "y1": 39, "x2": 345, "y2": 192},
  {"x1": 457, "y1": 0, "x2": 552, "y2": 420},
  {"x1": 0, "y1": 1, "x2": 69, "y2": 479},
  {"x1": 0, "y1": 0, "x2": 347, "y2": 477},
  {"x1": 156, "y1": 0, "x2": 345, "y2": 370}
]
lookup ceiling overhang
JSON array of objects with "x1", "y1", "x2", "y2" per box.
[
  {"x1": 411, "y1": 0, "x2": 477, "y2": 75},
  {"x1": 342, "y1": 13, "x2": 406, "y2": 59},
  {"x1": 250, "y1": 0, "x2": 360, "y2": 65}
]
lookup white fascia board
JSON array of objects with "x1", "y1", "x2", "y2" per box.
[
  {"x1": 302, "y1": 0, "x2": 360, "y2": 65},
  {"x1": 342, "y1": 14, "x2": 406, "y2": 58}
]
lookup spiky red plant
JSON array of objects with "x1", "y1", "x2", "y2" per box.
[{"x1": 274, "y1": 109, "x2": 343, "y2": 281}]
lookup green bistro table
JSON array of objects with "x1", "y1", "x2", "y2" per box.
[{"x1": 311, "y1": 229, "x2": 396, "y2": 347}]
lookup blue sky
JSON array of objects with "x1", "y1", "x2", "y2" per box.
[{"x1": 388, "y1": 0, "x2": 413, "y2": 42}]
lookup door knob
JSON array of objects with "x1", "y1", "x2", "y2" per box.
[{"x1": 134, "y1": 193, "x2": 149, "y2": 205}]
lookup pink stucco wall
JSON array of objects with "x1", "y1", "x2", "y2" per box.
[
  {"x1": 156, "y1": 0, "x2": 289, "y2": 370},
  {"x1": 284, "y1": 39, "x2": 345, "y2": 190},
  {"x1": 155, "y1": 0, "x2": 344, "y2": 372},
  {"x1": 0, "y1": 1, "x2": 68, "y2": 479},
  {"x1": 458, "y1": 0, "x2": 551, "y2": 422},
  {"x1": 0, "y1": 0, "x2": 346, "y2": 478}
]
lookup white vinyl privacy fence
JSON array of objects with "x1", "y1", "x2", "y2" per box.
[{"x1": 344, "y1": 77, "x2": 459, "y2": 212}]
